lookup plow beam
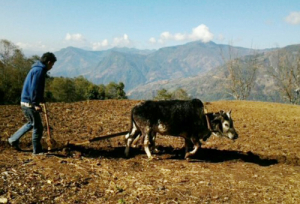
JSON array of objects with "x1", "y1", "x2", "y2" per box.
[{"x1": 67, "y1": 131, "x2": 128, "y2": 146}]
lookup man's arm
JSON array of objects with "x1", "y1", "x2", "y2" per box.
[{"x1": 30, "y1": 69, "x2": 46, "y2": 110}]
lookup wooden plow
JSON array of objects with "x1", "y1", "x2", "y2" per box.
[
  {"x1": 66, "y1": 131, "x2": 128, "y2": 147},
  {"x1": 41, "y1": 103, "x2": 57, "y2": 151},
  {"x1": 42, "y1": 103, "x2": 129, "y2": 151}
]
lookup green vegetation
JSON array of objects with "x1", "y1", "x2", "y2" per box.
[
  {"x1": 45, "y1": 77, "x2": 127, "y2": 102},
  {"x1": 0, "y1": 40, "x2": 36, "y2": 104},
  {"x1": 0, "y1": 40, "x2": 127, "y2": 105},
  {"x1": 154, "y1": 88, "x2": 191, "y2": 100}
]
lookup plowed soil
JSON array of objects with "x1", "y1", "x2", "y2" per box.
[{"x1": 0, "y1": 100, "x2": 300, "y2": 204}]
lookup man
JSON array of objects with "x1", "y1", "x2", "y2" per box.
[{"x1": 8, "y1": 52, "x2": 57, "y2": 155}]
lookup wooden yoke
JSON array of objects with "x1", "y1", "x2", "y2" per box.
[{"x1": 204, "y1": 106, "x2": 212, "y2": 131}]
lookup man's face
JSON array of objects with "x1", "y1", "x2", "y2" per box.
[{"x1": 47, "y1": 61, "x2": 55, "y2": 71}]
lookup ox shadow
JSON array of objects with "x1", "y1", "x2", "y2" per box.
[
  {"x1": 67, "y1": 145, "x2": 278, "y2": 166},
  {"x1": 167, "y1": 147, "x2": 278, "y2": 166}
]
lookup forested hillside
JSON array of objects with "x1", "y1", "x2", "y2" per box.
[{"x1": 0, "y1": 40, "x2": 127, "y2": 105}]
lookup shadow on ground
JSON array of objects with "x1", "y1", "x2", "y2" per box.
[
  {"x1": 2, "y1": 140, "x2": 299, "y2": 166},
  {"x1": 64, "y1": 145, "x2": 287, "y2": 166}
]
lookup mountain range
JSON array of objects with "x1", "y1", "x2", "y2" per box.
[{"x1": 51, "y1": 41, "x2": 299, "y2": 102}]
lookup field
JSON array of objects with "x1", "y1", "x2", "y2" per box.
[{"x1": 0, "y1": 100, "x2": 300, "y2": 204}]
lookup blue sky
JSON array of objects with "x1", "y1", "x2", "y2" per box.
[{"x1": 0, "y1": 0, "x2": 299, "y2": 55}]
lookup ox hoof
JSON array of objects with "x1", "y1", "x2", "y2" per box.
[
  {"x1": 124, "y1": 152, "x2": 130, "y2": 158},
  {"x1": 184, "y1": 153, "x2": 191, "y2": 159},
  {"x1": 147, "y1": 156, "x2": 160, "y2": 161},
  {"x1": 147, "y1": 156, "x2": 154, "y2": 161},
  {"x1": 152, "y1": 148, "x2": 160, "y2": 154}
]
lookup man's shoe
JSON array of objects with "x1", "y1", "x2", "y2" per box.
[
  {"x1": 8, "y1": 139, "x2": 22, "y2": 151},
  {"x1": 32, "y1": 152, "x2": 46, "y2": 156},
  {"x1": 32, "y1": 149, "x2": 46, "y2": 156}
]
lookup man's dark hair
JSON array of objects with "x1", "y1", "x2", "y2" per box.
[{"x1": 40, "y1": 52, "x2": 57, "y2": 64}]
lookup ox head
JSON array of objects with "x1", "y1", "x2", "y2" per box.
[{"x1": 211, "y1": 110, "x2": 238, "y2": 140}]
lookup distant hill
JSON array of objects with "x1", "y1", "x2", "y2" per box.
[
  {"x1": 52, "y1": 47, "x2": 106, "y2": 78},
  {"x1": 129, "y1": 44, "x2": 300, "y2": 102},
  {"x1": 52, "y1": 41, "x2": 257, "y2": 91},
  {"x1": 51, "y1": 41, "x2": 300, "y2": 102}
]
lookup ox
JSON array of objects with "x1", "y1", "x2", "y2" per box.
[{"x1": 125, "y1": 99, "x2": 238, "y2": 159}]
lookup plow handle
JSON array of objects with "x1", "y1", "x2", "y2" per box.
[{"x1": 41, "y1": 103, "x2": 53, "y2": 150}]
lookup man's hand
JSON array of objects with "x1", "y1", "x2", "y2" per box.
[{"x1": 34, "y1": 105, "x2": 43, "y2": 112}]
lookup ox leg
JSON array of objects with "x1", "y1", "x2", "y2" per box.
[
  {"x1": 185, "y1": 137, "x2": 201, "y2": 159},
  {"x1": 152, "y1": 138, "x2": 160, "y2": 154},
  {"x1": 125, "y1": 123, "x2": 140, "y2": 157},
  {"x1": 125, "y1": 133, "x2": 134, "y2": 157},
  {"x1": 143, "y1": 128, "x2": 153, "y2": 159},
  {"x1": 132, "y1": 132, "x2": 156, "y2": 150},
  {"x1": 150, "y1": 132, "x2": 160, "y2": 154},
  {"x1": 184, "y1": 138, "x2": 193, "y2": 154},
  {"x1": 131, "y1": 134, "x2": 141, "y2": 147}
]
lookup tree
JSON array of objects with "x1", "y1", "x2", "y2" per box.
[
  {"x1": 171, "y1": 88, "x2": 191, "y2": 100},
  {"x1": 220, "y1": 44, "x2": 259, "y2": 100},
  {"x1": 268, "y1": 49, "x2": 300, "y2": 104},
  {"x1": 116, "y1": 82, "x2": 127, "y2": 99},
  {"x1": 50, "y1": 77, "x2": 77, "y2": 102},
  {"x1": 73, "y1": 76, "x2": 92, "y2": 101},
  {"x1": 154, "y1": 88, "x2": 191, "y2": 100},
  {"x1": 105, "y1": 82, "x2": 127, "y2": 99},
  {"x1": 48, "y1": 78, "x2": 127, "y2": 102},
  {"x1": 0, "y1": 39, "x2": 33, "y2": 104},
  {"x1": 0, "y1": 39, "x2": 18, "y2": 64},
  {"x1": 154, "y1": 89, "x2": 172, "y2": 100},
  {"x1": 87, "y1": 84, "x2": 100, "y2": 100},
  {"x1": 98, "y1": 84, "x2": 106, "y2": 100}
]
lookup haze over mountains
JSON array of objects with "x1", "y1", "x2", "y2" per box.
[{"x1": 51, "y1": 41, "x2": 299, "y2": 102}]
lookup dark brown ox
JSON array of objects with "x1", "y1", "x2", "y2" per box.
[{"x1": 125, "y1": 99, "x2": 238, "y2": 159}]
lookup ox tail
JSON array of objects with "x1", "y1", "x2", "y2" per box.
[
  {"x1": 125, "y1": 108, "x2": 141, "y2": 157},
  {"x1": 125, "y1": 109, "x2": 133, "y2": 139},
  {"x1": 125, "y1": 108, "x2": 139, "y2": 139}
]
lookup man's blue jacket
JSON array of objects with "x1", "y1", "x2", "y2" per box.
[{"x1": 21, "y1": 61, "x2": 47, "y2": 106}]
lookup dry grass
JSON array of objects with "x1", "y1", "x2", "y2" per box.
[{"x1": 0, "y1": 100, "x2": 300, "y2": 203}]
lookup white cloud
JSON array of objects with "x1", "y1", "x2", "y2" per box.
[
  {"x1": 189, "y1": 24, "x2": 213, "y2": 42},
  {"x1": 16, "y1": 41, "x2": 47, "y2": 51},
  {"x1": 111, "y1": 34, "x2": 132, "y2": 47},
  {"x1": 150, "y1": 24, "x2": 213, "y2": 45},
  {"x1": 101, "y1": 39, "x2": 109, "y2": 47},
  {"x1": 92, "y1": 39, "x2": 109, "y2": 50},
  {"x1": 91, "y1": 34, "x2": 133, "y2": 50},
  {"x1": 174, "y1": 33, "x2": 187, "y2": 41},
  {"x1": 65, "y1": 33, "x2": 86, "y2": 41},
  {"x1": 285, "y1": 11, "x2": 300, "y2": 25},
  {"x1": 149, "y1": 37, "x2": 156, "y2": 44},
  {"x1": 160, "y1": 32, "x2": 172, "y2": 40}
]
